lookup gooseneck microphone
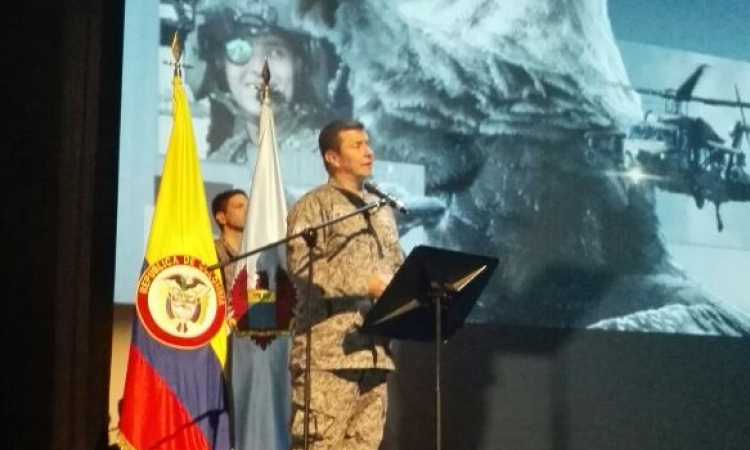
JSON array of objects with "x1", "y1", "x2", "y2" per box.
[{"x1": 363, "y1": 180, "x2": 409, "y2": 215}]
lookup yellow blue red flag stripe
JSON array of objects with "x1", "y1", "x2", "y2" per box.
[{"x1": 117, "y1": 73, "x2": 230, "y2": 450}]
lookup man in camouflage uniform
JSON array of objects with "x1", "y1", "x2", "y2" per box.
[{"x1": 286, "y1": 119, "x2": 405, "y2": 450}]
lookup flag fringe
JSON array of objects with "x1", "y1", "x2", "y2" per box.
[
  {"x1": 233, "y1": 328, "x2": 291, "y2": 338},
  {"x1": 115, "y1": 430, "x2": 137, "y2": 450}
]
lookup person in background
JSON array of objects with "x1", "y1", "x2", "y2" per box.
[
  {"x1": 285, "y1": 119, "x2": 405, "y2": 450},
  {"x1": 211, "y1": 187, "x2": 250, "y2": 450},
  {"x1": 212, "y1": 188, "x2": 249, "y2": 303}
]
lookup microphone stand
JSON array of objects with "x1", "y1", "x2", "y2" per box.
[{"x1": 208, "y1": 198, "x2": 390, "y2": 450}]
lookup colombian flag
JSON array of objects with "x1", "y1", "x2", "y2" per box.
[{"x1": 117, "y1": 69, "x2": 231, "y2": 450}]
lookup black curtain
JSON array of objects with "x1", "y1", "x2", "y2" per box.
[{"x1": 8, "y1": 0, "x2": 123, "y2": 448}]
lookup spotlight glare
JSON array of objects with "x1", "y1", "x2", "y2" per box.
[{"x1": 627, "y1": 166, "x2": 645, "y2": 183}]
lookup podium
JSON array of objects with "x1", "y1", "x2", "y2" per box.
[{"x1": 362, "y1": 245, "x2": 498, "y2": 450}]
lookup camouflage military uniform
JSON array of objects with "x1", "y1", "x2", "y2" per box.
[
  {"x1": 286, "y1": 180, "x2": 404, "y2": 450},
  {"x1": 214, "y1": 237, "x2": 239, "y2": 317},
  {"x1": 215, "y1": 237, "x2": 238, "y2": 283}
]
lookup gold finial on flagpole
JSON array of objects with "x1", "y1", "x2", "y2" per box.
[
  {"x1": 166, "y1": 31, "x2": 193, "y2": 77},
  {"x1": 171, "y1": 32, "x2": 183, "y2": 77},
  {"x1": 260, "y1": 58, "x2": 271, "y2": 103}
]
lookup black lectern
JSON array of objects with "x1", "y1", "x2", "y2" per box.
[
  {"x1": 362, "y1": 245, "x2": 498, "y2": 450},
  {"x1": 362, "y1": 245, "x2": 498, "y2": 340}
]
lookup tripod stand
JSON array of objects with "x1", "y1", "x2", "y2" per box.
[{"x1": 362, "y1": 245, "x2": 498, "y2": 450}]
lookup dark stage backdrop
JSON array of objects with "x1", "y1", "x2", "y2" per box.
[
  {"x1": 384, "y1": 324, "x2": 750, "y2": 450},
  {"x1": 10, "y1": 0, "x2": 123, "y2": 449}
]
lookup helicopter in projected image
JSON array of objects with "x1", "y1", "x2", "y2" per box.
[{"x1": 617, "y1": 64, "x2": 750, "y2": 231}]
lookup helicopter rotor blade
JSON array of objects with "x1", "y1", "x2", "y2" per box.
[
  {"x1": 675, "y1": 64, "x2": 708, "y2": 101},
  {"x1": 633, "y1": 87, "x2": 675, "y2": 99},
  {"x1": 685, "y1": 94, "x2": 750, "y2": 109},
  {"x1": 734, "y1": 84, "x2": 750, "y2": 149},
  {"x1": 631, "y1": 88, "x2": 750, "y2": 109}
]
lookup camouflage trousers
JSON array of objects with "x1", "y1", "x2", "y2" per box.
[{"x1": 289, "y1": 368, "x2": 389, "y2": 450}]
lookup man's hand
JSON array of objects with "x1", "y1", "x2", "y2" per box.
[{"x1": 367, "y1": 274, "x2": 393, "y2": 299}]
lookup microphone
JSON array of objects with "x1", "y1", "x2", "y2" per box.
[{"x1": 363, "y1": 180, "x2": 409, "y2": 215}]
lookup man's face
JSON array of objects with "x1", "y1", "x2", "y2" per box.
[
  {"x1": 217, "y1": 194, "x2": 248, "y2": 233},
  {"x1": 224, "y1": 33, "x2": 296, "y2": 117},
  {"x1": 325, "y1": 129, "x2": 374, "y2": 184}
]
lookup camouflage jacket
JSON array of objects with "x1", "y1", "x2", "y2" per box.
[
  {"x1": 286, "y1": 180, "x2": 404, "y2": 371},
  {"x1": 214, "y1": 237, "x2": 238, "y2": 318}
]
